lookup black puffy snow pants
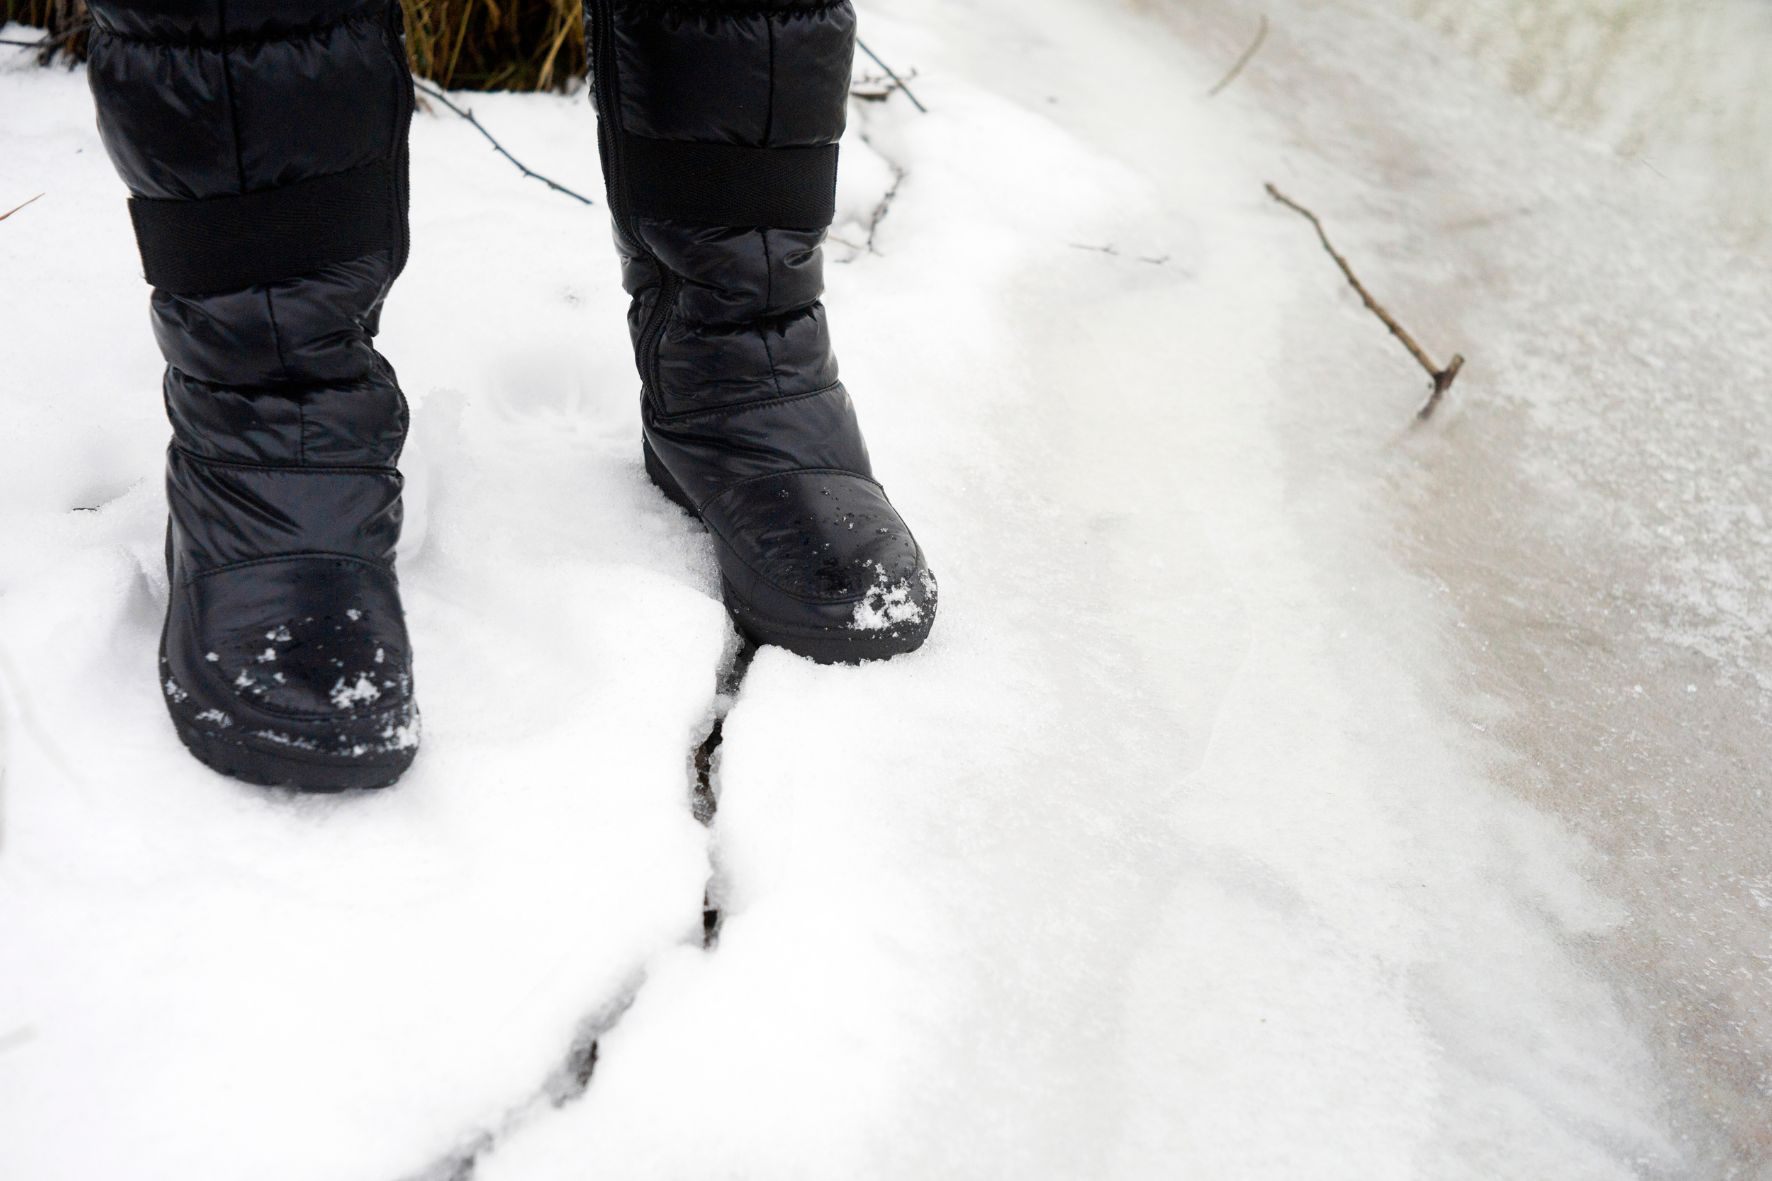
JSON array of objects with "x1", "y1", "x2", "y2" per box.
[
  {"x1": 88, "y1": 0, "x2": 936, "y2": 791},
  {"x1": 88, "y1": 2, "x2": 420, "y2": 788},
  {"x1": 589, "y1": 0, "x2": 936, "y2": 660}
]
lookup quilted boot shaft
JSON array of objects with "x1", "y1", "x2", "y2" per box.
[
  {"x1": 89, "y1": 0, "x2": 421, "y2": 788},
  {"x1": 588, "y1": 0, "x2": 937, "y2": 660}
]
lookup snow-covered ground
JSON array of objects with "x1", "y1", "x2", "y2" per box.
[{"x1": 1, "y1": 0, "x2": 1767, "y2": 1177}]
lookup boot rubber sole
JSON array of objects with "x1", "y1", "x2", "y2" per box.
[{"x1": 168, "y1": 712, "x2": 414, "y2": 793}]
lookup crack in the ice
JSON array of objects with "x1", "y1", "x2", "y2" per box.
[
  {"x1": 398, "y1": 984, "x2": 638, "y2": 1181},
  {"x1": 695, "y1": 640, "x2": 755, "y2": 948},
  {"x1": 396, "y1": 637, "x2": 754, "y2": 1181}
]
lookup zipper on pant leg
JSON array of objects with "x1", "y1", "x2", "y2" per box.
[{"x1": 640, "y1": 272, "x2": 682, "y2": 406}]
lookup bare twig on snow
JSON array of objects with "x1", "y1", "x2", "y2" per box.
[
  {"x1": 1208, "y1": 15, "x2": 1269, "y2": 97},
  {"x1": 413, "y1": 79, "x2": 596, "y2": 207},
  {"x1": 1265, "y1": 182, "x2": 1464, "y2": 419},
  {"x1": 0, "y1": 193, "x2": 44, "y2": 222},
  {"x1": 0, "y1": 19, "x2": 89, "y2": 63},
  {"x1": 851, "y1": 67, "x2": 922, "y2": 105},
  {"x1": 1069, "y1": 242, "x2": 1169, "y2": 266},
  {"x1": 835, "y1": 134, "x2": 907, "y2": 263},
  {"x1": 862, "y1": 163, "x2": 906, "y2": 256},
  {"x1": 857, "y1": 38, "x2": 928, "y2": 114}
]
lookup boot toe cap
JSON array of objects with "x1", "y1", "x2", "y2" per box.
[
  {"x1": 162, "y1": 557, "x2": 420, "y2": 789},
  {"x1": 703, "y1": 471, "x2": 937, "y2": 661}
]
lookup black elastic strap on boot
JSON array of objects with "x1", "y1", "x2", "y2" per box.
[
  {"x1": 621, "y1": 132, "x2": 838, "y2": 230},
  {"x1": 129, "y1": 158, "x2": 398, "y2": 295}
]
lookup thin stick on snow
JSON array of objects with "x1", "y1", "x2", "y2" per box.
[
  {"x1": 862, "y1": 163, "x2": 905, "y2": 255},
  {"x1": 857, "y1": 38, "x2": 928, "y2": 114},
  {"x1": 1069, "y1": 242, "x2": 1170, "y2": 266},
  {"x1": 0, "y1": 24, "x2": 80, "y2": 49},
  {"x1": 1208, "y1": 14, "x2": 1269, "y2": 97},
  {"x1": 850, "y1": 67, "x2": 922, "y2": 105},
  {"x1": 0, "y1": 19, "x2": 89, "y2": 62},
  {"x1": 845, "y1": 129, "x2": 908, "y2": 259},
  {"x1": 1265, "y1": 183, "x2": 1465, "y2": 420},
  {"x1": 0, "y1": 193, "x2": 43, "y2": 222},
  {"x1": 413, "y1": 80, "x2": 596, "y2": 207}
]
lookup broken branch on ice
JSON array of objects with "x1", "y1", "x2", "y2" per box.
[
  {"x1": 1208, "y1": 14, "x2": 1269, "y2": 97},
  {"x1": 1264, "y1": 182, "x2": 1465, "y2": 419},
  {"x1": 413, "y1": 80, "x2": 596, "y2": 207}
]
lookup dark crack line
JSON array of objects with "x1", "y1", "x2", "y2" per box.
[
  {"x1": 399, "y1": 984, "x2": 640, "y2": 1181},
  {"x1": 695, "y1": 639, "x2": 756, "y2": 948},
  {"x1": 396, "y1": 637, "x2": 755, "y2": 1181}
]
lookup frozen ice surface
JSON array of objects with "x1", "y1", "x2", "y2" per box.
[
  {"x1": 1146, "y1": 0, "x2": 1772, "y2": 1170},
  {"x1": 2, "y1": 0, "x2": 1769, "y2": 1177}
]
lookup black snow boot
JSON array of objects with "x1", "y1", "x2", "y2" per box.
[
  {"x1": 587, "y1": 0, "x2": 937, "y2": 662},
  {"x1": 88, "y1": 0, "x2": 421, "y2": 790}
]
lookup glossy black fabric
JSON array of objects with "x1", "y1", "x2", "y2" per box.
[
  {"x1": 90, "y1": 0, "x2": 419, "y2": 785},
  {"x1": 590, "y1": 0, "x2": 937, "y2": 658}
]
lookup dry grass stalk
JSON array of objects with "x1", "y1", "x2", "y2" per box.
[{"x1": 4, "y1": 0, "x2": 587, "y2": 91}]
